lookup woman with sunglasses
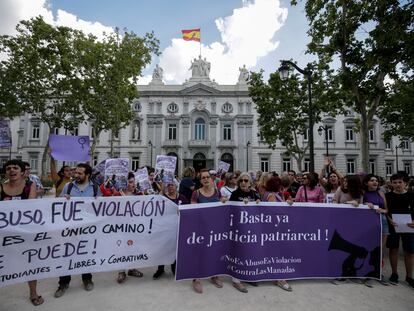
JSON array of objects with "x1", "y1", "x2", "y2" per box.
[
  {"x1": 295, "y1": 172, "x2": 325, "y2": 203},
  {"x1": 0, "y1": 160, "x2": 43, "y2": 306},
  {"x1": 228, "y1": 172, "x2": 261, "y2": 293},
  {"x1": 190, "y1": 169, "x2": 223, "y2": 293}
]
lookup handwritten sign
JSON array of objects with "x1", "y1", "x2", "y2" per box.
[{"x1": 0, "y1": 195, "x2": 178, "y2": 287}]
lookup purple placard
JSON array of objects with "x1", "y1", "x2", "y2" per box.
[
  {"x1": 176, "y1": 202, "x2": 381, "y2": 281},
  {"x1": 49, "y1": 134, "x2": 90, "y2": 161}
]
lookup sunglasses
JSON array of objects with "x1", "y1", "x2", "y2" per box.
[
  {"x1": 240, "y1": 179, "x2": 250, "y2": 183},
  {"x1": 201, "y1": 176, "x2": 211, "y2": 179}
]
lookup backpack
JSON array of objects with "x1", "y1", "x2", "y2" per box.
[{"x1": 66, "y1": 182, "x2": 98, "y2": 197}]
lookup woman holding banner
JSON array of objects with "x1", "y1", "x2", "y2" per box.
[
  {"x1": 117, "y1": 172, "x2": 144, "y2": 283},
  {"x1": 50, "y1": 151, "x2": 72, "y2": 197},
  {"x1": 153, "y1": 179, "x2": 188, "y2": 279},
  {"x1": 0, "y1": 159, "x2": 43, "y2": 306},
  {"x1": 228, "y1": 172, "x2": 261, "y2": 293},
  {"x1": 191, "y1": 169, "x2": 224, "y2": 293},
  {"x1": 261, "y1": 176, "x2": 293, "y2": 291}
]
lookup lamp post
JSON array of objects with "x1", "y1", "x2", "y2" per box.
[
  {"x1": 279, "y1": 60, "x2": 314, "y2": 172},
  {"x1": 246, "y1": 140, "x2": 251, "y2": 171},
  {"x1": 317, "y1": 125, "x2": 329, "y2": 158},
  {"x1": 148, "y1": 140, "x2": 153, "y2": 167}
]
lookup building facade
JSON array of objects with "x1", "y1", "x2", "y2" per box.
[{"x1": 1, "y1": 59, "x2": 413, "y2": 178}]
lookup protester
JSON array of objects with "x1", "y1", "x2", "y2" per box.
[
  {"x1": 153, "y1": 180, "x2": 188, "y2": 280},
  {"x1": 190, "y1": 169, "x2": 223, "y2": 293},
  {"x1": 178, "y1": 166, "x2": 195, "y2": 202},
  {"x1": 50, "y1": 153, "x2": 72, "y2": 197},
  {"x1": 333, "y1": 175, "x2": 363, "y2": 206},
  {"x1": 261, "y1": 176, "x2": 292, "y2": 291},
  {"x1": 0, "y1": 159, "x2": 43, "y2": 306},
  {"x1": 295, "y1": 172, "x2": 325, "y2": 203},
  {"x1": 54, "y1": 163, "x2": 102, "y2": 298},
  {"x1": 286, "y1": 170, "x2": 300, "y2": 199},
  {"x1": 220, "y1": 172, "x2": 238, "y2": 199},
  {"x1": 256, "y1": 172, "x2": 270, "y2": 198},
  {"x1": 385, "y1": 173, "x2": 414, "y2": 288},
  {"x1": 362, "y1": 174, "x2": 389, "y2": 287},
  {"x1": 229, "y1": 172, "x2": 261, "y2": 293},
  {"x1": 22, "y1": 161, "x2": 45, "y2": 198},
  {"x1": 114, "y1": 172, "x2": 144, "y2": 283},
  {"x1": 148, "y1": 167, "x2": 162, "y2": 194}
]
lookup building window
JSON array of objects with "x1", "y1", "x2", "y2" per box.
[
  {"x1": 327, "y1": 126, "x2": 334, "y2": 141},
  {"x1": 369, "y1": 128, "x2": 375, "y2": 142},
  {"x1": 369, "y1": 159, "x2": 376, "y2": 174},
  {"x1": 347, "y1": 159, "x2": 355, "y2": 174},
  {"x1": 92, "y1": 155, "x2": 98, "y2": 167},
  {"x1": 29, "y1": 158, "x2": 38, "y2": 171},
  {"x1": 345, "y1": 127, "x2": 354, "y2": 142},
  {"x1": 282, "y1": 158, "x2": 291, "y2": 172},
  {"x1": 303, "y1": 128, "x2": 309, "y2": 141},
  {"x1": 260, "y1": 157, "x2": 269, "y2": 172},
  {"x1": 401, "y1": 139, "x2": 410, "y2": 150},
  {"x1": 194, "y1": 118, "x2": 205, "y2": 140},
  {"x1": 223, "y1": 124, "x2": 232, "y2": 140},
  {"x1": 131, "y1": 157, "x2": 140, "y2": 171},
  {"x1": 222, "y1": 102, "x2": 233, "y2": 113},
  {"x1": 32, "y1": 124, "x2": 40, "y2": 139},
  {"x1": 385, "y1": 141, "x2": 392, "y2": 150},
  {"x1": 133, "y1": 100, "x2": 141, "y2": 112},
  {"x1": 132, "y1": 121, "x2": 141, "y2": 140},
  {"x1": 404, "y1": 162, "x2": 411, "y2": 175},
  {"x1": 70, "y1": 128, "x2": 79, "y2": 136},
  {"x1": 386, "y1": 162, "x2": 393, "y2": 176},
  {"x1": 168, "y1": 124, "x2": 177, "y2": 140},
  {"x1": 304, "y1": 158, "x2": 310, "y2": 173},
  {"x1": 54, "y1": 128, "x2": 59, "y2": 135},
  {"x1": 167, "y1": 102, "x2": 179, "y2": 113}
]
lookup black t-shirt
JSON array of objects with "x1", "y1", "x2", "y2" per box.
[
  {"x1": 229, "y1": 188, "x2": 260, "y2": 202},
  {"x1": 178, "y1": 177, "x2": 195, "y2": 201},
  {"x1": 385, "y1": 191, "x2": 414, "y2": 218},
  {"x1": 288, "y1": 181, "x2": 300, "y2": 198}
]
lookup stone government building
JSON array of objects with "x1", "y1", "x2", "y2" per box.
[{"x1": 2, "y1": 58, "x2": 413, "y2": 178}]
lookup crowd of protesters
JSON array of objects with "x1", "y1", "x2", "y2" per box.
[{"x1": 1, "y1": 154, "x2": 413, "y2": 306}]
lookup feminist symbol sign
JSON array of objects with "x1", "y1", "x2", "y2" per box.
[{"x1": 78, "y1": 137, "x2": 87, "y2": 149}]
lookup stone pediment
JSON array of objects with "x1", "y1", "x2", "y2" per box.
[{"x1": 180, "y1": 83, "x2": 221, "y2": 96}]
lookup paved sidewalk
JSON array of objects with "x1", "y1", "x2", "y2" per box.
[{"x1": 0, "y1": 262, "x2": 412, "y2": 311}]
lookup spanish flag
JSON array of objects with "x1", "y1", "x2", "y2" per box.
[{"x1": 181, "y1": 28, "x2": 200, "y2": 42}]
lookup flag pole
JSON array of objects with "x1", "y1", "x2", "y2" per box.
[{"x1": 199, "y1": 27, "x2": 201, "y2": 57}]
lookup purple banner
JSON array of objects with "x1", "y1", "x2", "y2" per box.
[
  {"x1": 176, "y1": 202, "x2": 381, "y2": 281},
  {"x1": 49, "y1": 134, "x2": 90, "y2": 161}
]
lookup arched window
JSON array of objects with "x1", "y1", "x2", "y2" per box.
[{"x1": 194, "y1": 118, "x2": 205, "y2": 140}]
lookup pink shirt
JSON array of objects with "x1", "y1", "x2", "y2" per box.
[{"x1": 295, "y1": 186, "x2": 325, "y2": 203}]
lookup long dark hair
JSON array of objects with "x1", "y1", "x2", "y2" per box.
[
  {"x1": 344, "y1": 175, "x2": 363, "y2": 199},
  {"x1": 362, "y1": 174, "x2": 379, "y2": 192},
  {"x1": 55, "y1": 165, "x2": 70, "y2": 189}
]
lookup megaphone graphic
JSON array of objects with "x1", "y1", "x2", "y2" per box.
[{"x1": 328, "y1": 230, "x2": 368, "y2": 277}]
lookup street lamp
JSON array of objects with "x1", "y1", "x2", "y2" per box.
[
  {"x1": 246, "y1": 140, "x2": 251, "y2": 171},
  {"x1": 148, "y1": 140, "x2": 153, "y2": 167},
  {"x1": 317, "y1": 125, "x2": 329, "y2": 158},
  {"x1": 278, "y1": 60, "x2": 314, "y2": 172}
]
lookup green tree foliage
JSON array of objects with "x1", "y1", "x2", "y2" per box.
[
  {"x1": 380, "y1": 79, "x2": 414, "y2": 141},
  {"x1": 0, "y1": 16, "x2": 159, "y2": 173},
  {"x1": 293, "y1": 0, "x2": 413, "y2": 172},
  {"x1": 77, "y1": 29, "x2": 159, "y2": 158}
]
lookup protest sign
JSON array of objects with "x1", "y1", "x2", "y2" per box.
[
  {"x1": 105, "y1": 158, "x2": 129, "y2": 190},
  {"x1": 176, "y1": 202, "x2": 381, "y2": 281},
  {"x1": 49, "y1": 135, "x2": 90, "y2": 161},
  {"x1": 155, "y1": 155, "x2": 177, "y2": 183},
  {"x1": 217, "y1": 161, "x2": 230, "y2": 176},
  {"x1": 92, "y1": 159, "x2": 107, "y2": 186},
  {"x1": 0, "y1": 119, "x2": 11, "y2": 148},
  {"x1": 134, "y1": 167, "x2": 151, "y2": 193},
  {"x1": 0, "y1": 195, "x2": 178, "y2": 287}
]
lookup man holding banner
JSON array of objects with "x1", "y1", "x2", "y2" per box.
[{"x1": 54, "y1": 163, "x2": 101, "y2": 298}]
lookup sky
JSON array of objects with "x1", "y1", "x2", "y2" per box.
[{"x1": 0, "y1": 0, "x2": 316, "y2": 85}]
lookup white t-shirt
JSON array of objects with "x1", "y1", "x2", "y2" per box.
[{"x1": 220, "y1": 186, "x2": 237, "y2": 199}]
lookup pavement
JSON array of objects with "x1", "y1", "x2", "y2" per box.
[{"x1": 0, "y1": 258, "x2": 413, "y2": 311}]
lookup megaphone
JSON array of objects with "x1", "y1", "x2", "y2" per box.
[{"x1": 328, "y1": 230, "x2": 368, "y2": 277}]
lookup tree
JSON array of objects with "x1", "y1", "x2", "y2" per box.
[
  {"x1": 380, "y1": 79, "x2": 414, "y2": 142},
  {"x1": 78, "y1": 29, "x2": 159, "y2": 159},
  {"x1": 0, "y1": 17, "x2": 85, "y2": 175},
  {"x1": 293, "y1": 0, "x2": 413, "y2": 172}
]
